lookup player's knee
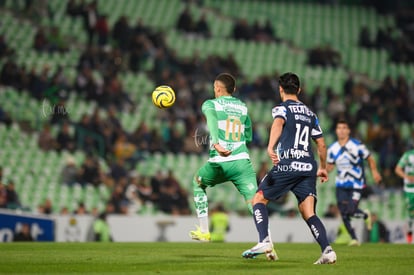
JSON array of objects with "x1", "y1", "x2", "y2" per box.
[
  {"x1": 192, "y1": 175, "x2": 205, "y2": 190},
  {"x1": 252, "y1": 191, "x2": 266, "y2": 205}
]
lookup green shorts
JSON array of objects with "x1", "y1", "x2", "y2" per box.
[{"x1": 195, "y1": 159, "x2": 257, "y2": 201}]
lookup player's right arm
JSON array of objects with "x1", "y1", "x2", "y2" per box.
[
  {"x1": 315, "y1": 137, "x2": 328, "y2": 183},
  {"x1": 367, "y1": 154, "x2": 382, "y2": 184},
  {"x1": 267, "y1": 117, "x2": 284, "y2": 165}
]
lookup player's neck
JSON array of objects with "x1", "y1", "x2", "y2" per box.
[
  {"x1": 338, "y1": 137, "x2": 349, "y2": 146},
  {"x1": 282, "y1": 94, "x2": 298, "y2": 102},
  {"x1": 216, "y1": 92, "x2": 232, "y2": 98}
]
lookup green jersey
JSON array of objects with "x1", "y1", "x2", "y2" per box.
[
  {"x1": 397, "y1": 149, "x2": 414, "y2": 193},
  {"x1": 202, "y1": 96, "x2": 252, "y2": 163}
]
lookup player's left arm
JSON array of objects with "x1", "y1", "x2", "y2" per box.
[
  {"x1": 314, "y1": 136, "x2": 328, "y2": 183},
  {"x1": 367, "y1": 155, "x2": 382, "y2": 184},
  {"x1": 244, "y1": 115, "x2": 253, "y2": 143}
]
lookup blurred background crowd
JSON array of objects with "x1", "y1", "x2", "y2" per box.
[{"x1": 0, "y1": 0, "x2": 413, "y2": 220}]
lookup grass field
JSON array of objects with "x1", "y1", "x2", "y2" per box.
[{"x1": 0, "y1": 242, "x2": 412, "y2": 274}]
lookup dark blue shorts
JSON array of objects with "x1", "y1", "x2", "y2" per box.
[
  {"x1": 336, "y1": 188, "x2": 362, "y2": 215},
  {"x1": 258, "y1": 167, "x2": 317, "y2": 204}
]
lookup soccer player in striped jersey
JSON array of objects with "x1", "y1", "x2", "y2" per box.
[
  {"x1": 189, "y1": 73, "x2": 260, "y2": 244},
  {"x1": 327, "y1": 120, "x2": 382, "y2": 246},
  {"x1": 242, "y1": 72, "x2": 336, "y2": 264},
  {"x1": 395, "y1": 149, "x2": 414, "y2": 243}
]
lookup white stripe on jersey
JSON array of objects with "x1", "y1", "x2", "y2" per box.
[{"x1": 208, "y1": 152, "x2": 250, "y2": 163}]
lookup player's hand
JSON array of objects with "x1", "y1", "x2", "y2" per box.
[
  {"x1": 267, "y1": 148, "x2": 279, "y2": 166},
  {"x1": 317, "y1": 168, "x2": 328, "y2": 183},
  {"x1": 214, "y1": 144, "x2": 231, "y2": 157},
  {"x1": 405, "y1": 175, "x2": 414, "y2": 182},
  {"x1": 373, "y1": 171, "x2": 382, "y2": 184}
]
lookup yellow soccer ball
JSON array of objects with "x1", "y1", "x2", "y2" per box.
[{"x1": 151, "y1": 85, "x2": 176, "y2": 109}]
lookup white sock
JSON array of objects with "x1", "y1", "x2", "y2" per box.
[{"x1": 199, "y1": 216, "x2": 209, "y2": 233}]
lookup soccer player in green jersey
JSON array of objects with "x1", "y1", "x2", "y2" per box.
[
  {"x1": 189, "y1": 73, "x2": 258, "y2": 242},
  {"x1": 395, "y1": 149, "x2": 414, "y2": 243}
]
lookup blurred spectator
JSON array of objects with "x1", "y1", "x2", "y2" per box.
[
  {"x1": 74, "y1": 202, "x2": 88, "y2": 215},
  {"x1": 157, "y1": 170, "x2": 190, "y2": 215},
  {"x1": 0, "y1": 106, "x2": 12, "y2": 127},
  {"x1": 252, "y1": 19, "x2": 275, "y2": 43},
  {"x1": 194, "y1": 13, "x2": 210, "y2": 38},
  {"x1": 113, "y1": 133, "x2": 139, "y2": 168},
  {"x1": 25, "y1": 0, "x2": 50, "y2": 23},
  {"x1": 149, "y1": 170, "x2": 165, "y2": 206},
  {"x1": 40, "y1": 198, "x2": 53, "y2": 214},
  {"x1": 38, "y1": 124, "x2": 57, "y2": 151},
  {"x1": 232, "y1": 19, "x2": 252, "y2": 40},
  {"x1": 326, "y1": 93, "x2": 346, "y2": 123},
  {"x1": 66, "y1": 0, "x2": 85, "y2": 17},
  {"x1": 47, "y1": 26, "x2": 68, "y2": 52},
  {"x1": 0, "y1": 35, "x2": 15, "y2": 58},
  {"x1": 6, "y1": 180, "x2": 20, "y2": 209},
  {"x1": 307, "y1": 45, "x2": 341, "y2": 67},
  {"x1": 136, "y1": 176, "x2": 155, "y2": 209},
  {"x1": 0, "y1": 181, "x2": 7, "y2": 208},
  {"x1": 381, "y1": 167, "x2": 402, "y2": 189},
  {"x1": 60, "y1": 156, "x2": 79, "y2": 186},
  {"x1": 109, "y1": 158, "x2": 128, "y2": 182},
  {"x1": 94, "y1": 212, "x2": 112, "y2": 242},
  {"x1": 210, "y1": 203, "x2": 230, "y2": 242},
  {"x1": 109, "y1": 184, "x2": 129, "y2": 214},
  {"x1": 130, "y1": 122, "x2": 152, "y2": 151},
  {"x1": 358, "y1": 26, "x2": 374, "y2": 48},
  {"x1": 324, "y1": 203, "x2": 340, "y2": 218},
  {"x1": 103, "y1": 73, "x2": 134, "y2": 111},
  {"x1": 176, "y1": 6, "x2": 194, "y2": 33},
  {"x1": 96, "y1": 14, "x2": 109, "y2": 47},
  {"x1": 167, "y1": 128, "x2": 184, "y2": 153},
  {"x1": 79, "y1": 154, "x2": 101, "y2": 186},
  {"x1": 75, "y1": 66, "x2": 100, "y2": 101},
  {"x1": 30, "y1": 65, "x2": 50, "y2": 100},
  {"x1": 112, "y1": 16, "x2": 131, "y2": 52},
  {"x1": 60, "y1": 206, "x2": 70, "y2": 215},
  {"x1": 367, "y1": 213, "x2": 389, "y2": 243},
  {"x1": 124, "y1": 172, "x2": 143, "y2": 214},
  {"x1": 33, "y1": 27, "x2": 48, "y2": 52},
  {"x1": 81, "y1": 0, "x2": 98, "y2": 45},
  {"x1": 13, "y1": 223, "x2": 33, "y2": 242},
  {"x1": 0, "y1": 60, "x2": 19, "y2": 87},
  {"x1": 56, "y1": 121, "x2": 75, "y2": 152}
]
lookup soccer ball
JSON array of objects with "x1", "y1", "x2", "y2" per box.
[{"x1": 151, "y1": 85, "x2": 176, "y2": 109}]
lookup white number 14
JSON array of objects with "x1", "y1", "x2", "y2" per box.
[{"x1": 294, "y1": 124, "x2": 309, "y2": 151}]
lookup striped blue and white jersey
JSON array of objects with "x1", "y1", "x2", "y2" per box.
[{"x1": 327, "y1": 138, "x2": 370, "y2": 189}]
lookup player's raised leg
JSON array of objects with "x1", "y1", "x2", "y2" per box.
[{"x1": 189, "y1": 174, "x2": 211, "y2": 242}]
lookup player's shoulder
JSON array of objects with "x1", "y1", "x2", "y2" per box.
[
  {"x1": 349, "y1": 137, "x2": 363, "y2": 146},
  {"x1": 271, "y1": 104, "x2": 287, "y2": 118},
  {"x1": 328, "y1": 141, "x2": 341, "y2": 152},
  {"x1": 202, "y1": 99, "x2": 215, "y2": 109}
]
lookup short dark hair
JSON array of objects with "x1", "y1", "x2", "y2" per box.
[
  {"x1": 279, "y1": 72, "x2": 300, "y2": 94},
  {"x1": 336, "y1": 119, "x2": 349, "y2": 127},
  {"x1": 216, "y1": 73, "x2": 236, "y2": 94}
]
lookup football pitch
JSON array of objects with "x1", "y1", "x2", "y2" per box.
[{"x1": 0, "y1": 242, "x2": 412, "y2": 274}]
